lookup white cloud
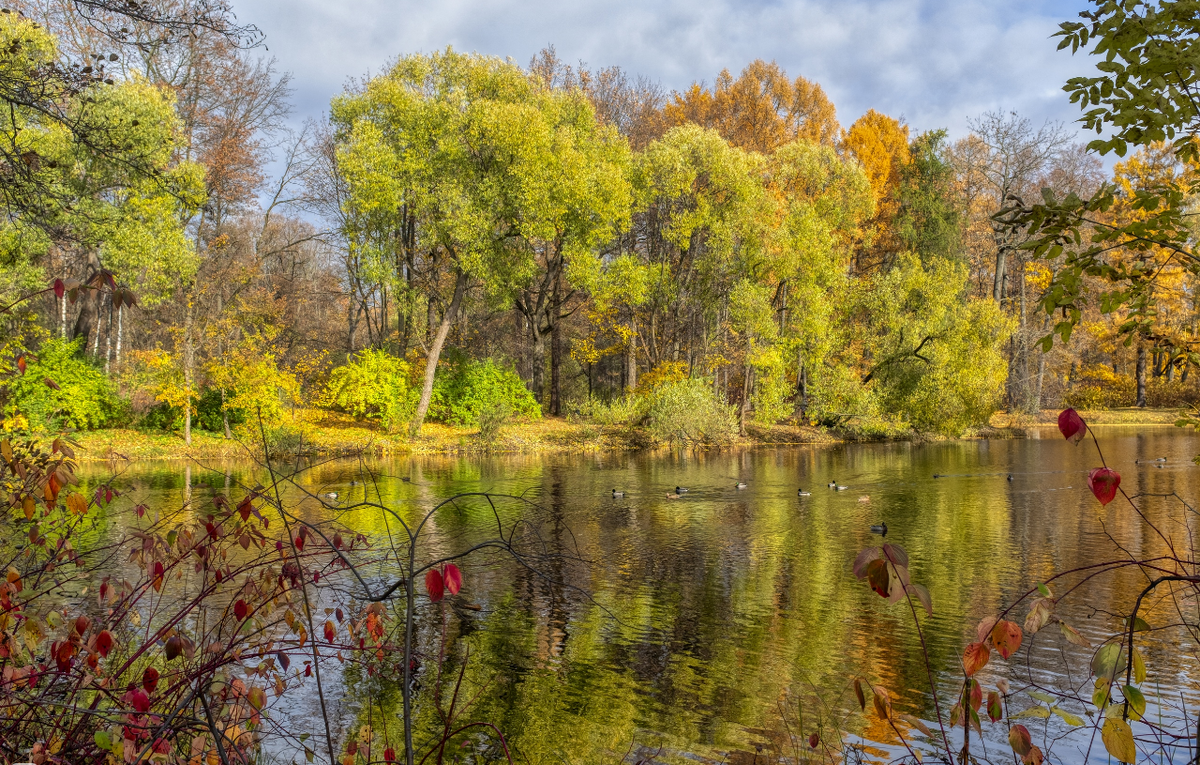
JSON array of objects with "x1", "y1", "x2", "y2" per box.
[{"x1": 237, "y1": 0, "x2": 1097, "y2": 139}]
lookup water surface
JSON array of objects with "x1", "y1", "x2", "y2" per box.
[{"x1": 77, "y1": 426, "x2": 1200, "y2": 765}]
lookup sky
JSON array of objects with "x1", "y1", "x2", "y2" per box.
[{"x1": 231, "y1": 0, "x2": 1100, "y2": 142}]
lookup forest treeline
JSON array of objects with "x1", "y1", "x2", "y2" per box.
[{"x1": 3, "y1": 0, "x2": 1195, "y2": 445}]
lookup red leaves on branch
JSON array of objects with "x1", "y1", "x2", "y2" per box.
[
  {"x1": 237, "y1": 496, "x2": 253, "y2": 522},
  {"x1": 123, "y1": 687, "x2": 150, "y2": 713},
  {"x1": 324, "y1": 620, "x2": 336, "y2": 643},
  {"x1": 1058, "y1": 408, "x2": 1087, "y2": 444},
  {"x1": 1088, "y1": 468, "x2": 1121, "y2": 506},
  {"x1": 808, "y1": 733, "x2": 820, "y2": 749},
  {"x1": 74, "y1": 615, "x2": 90, "y2": 635},
  {"x1": 963, "y1": 641, "x2": 990, "y2": 676},
  {"x1": 234, "y1": 600, "x2": 249, "y2": 621},
  {"x1": 142, "y1": 667, "x2": 159, "y2": 694},
  {"x1": 95, "y1": 630, "x2": 114, "y2": 658},
  {"x1": 277, "y1": 652, "x2": 290, "y2": 671},
  {"x1": 164, "y1": 636, "x2": 182, "y2": 661},
  {"x1": 53, "y1": 278, "x2": 64, "y2": 299},
  {"x1": 384, "y1": 749, "x2": 396, "y2": 763},
  {"x1": 426, "y1": 569, "x2": 444, "y2": 603},
  {"x1": 991, "y1": 619, "x2": 1024, "y2": 659},
  {"x1": 1009, "y1": 724, "x2": 1033, "y2": 756},
  {"x1": 151, "y1": 561, "x2": 165, "y2": 593},
  {"x1": 16, "y1": 355, "x2": 25, "y2": 375},
  {"x1": 444, "y1": 563, "x2": 462, "y2": 595}
]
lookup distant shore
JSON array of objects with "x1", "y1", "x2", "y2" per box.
[{"x1": 66, "y1": 407, "x2": 1190, "y2": 462}]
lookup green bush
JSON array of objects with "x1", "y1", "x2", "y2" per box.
[
  {"x1": 9, "y1": 338, "x2": 125, "y2": 430},
  {"x1": 432, "y1": 356, "x2": 539, "y2": 427},
  {"x1": 323, "y1": 349, "x2": 415, "y2": 431},
  {"x1": 644, "y1": 378, "x2": 737, "y2": 446},
  {"x1": 568, "y1": 395, "x2": 648, "y2": 426}
]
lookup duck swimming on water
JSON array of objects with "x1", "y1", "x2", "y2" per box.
[
  {"x1": 835, "y1": 485, "x2": 849, "y2": 491},
  {"x1": 797, "y1": 489, "x2": 811, "y2": 496},
  {"x1": 612, "y1": 489, "x2": 625, "y2": 498},
  {"x1": 870, "y1": 522, "x2": 888, "y2": 536},
  {"x1": 735, "y1": 482, "x2": 748, "y2": 489},
  {"x1": 828, "y1": 480, "x2": 837, "y2": 488},
  {"x1": 675, "y1": 486, "x2": 689, "y2": 494}
]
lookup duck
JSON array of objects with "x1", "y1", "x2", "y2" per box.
[
  {"x1": 612, "y1": 489, "x2": 625, "y2": 498},
  {"x1": 932, "y1": 474, "x2": 942, "y2": 479},
  {"x1": 870, "y1": 522, "x2": 888, "y2": 537},
  {"x1": 665, "y1": 492, "x2": 681, "y2": 500},
  {"x1": 835, "y1": 485, "x2": 849, "y2": 491},
  {"x1": 321, "y1": 492, "x2": 338, "y2": 501},
  {"x1": 675, "y1": 486, "x2": 689, "y2": 494},
  {"x1": 1007, "y1": 474, "x2": 1013, "y2": 481},
  {"x1": 735, "y1": 482, "x2": 748, "y2": 489},
  {"x1": 797, "y1": 489, "x2": 811, "y2": 497},
  {"x1": 827, "y1": 480, "x2": 837, "y2": 488}
]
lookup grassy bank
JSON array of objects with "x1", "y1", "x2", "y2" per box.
[{"x1": 67, "y1": 407, "x2": 1188, "y2": 462}]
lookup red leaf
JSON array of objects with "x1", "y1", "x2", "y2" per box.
[
  {"x1": 43, "y1": 377, "x2": 60, "y2": 390},
  {"x1": 968, "y1": 678, "x2": 983, "y2": 711},
  {"x1": 95, "y1": 630, "x2": 114, "y2": 658},
  {"x1": 234, "y1": 600, "x2": 249, "y2": 621},
  {"x1": 75, "y1": 616, "x2": 90, "y2": 635},
  {"x1": 305, "y1": 664, "x2": 312, "y2": 677},
  {"x1": 1088, "y1": 468, "x2": 1121, "y2": 506},
  {"x1": 426, "y1": 569, "x2": 444, "y2": 603},
  {"x1": 53, "y1": 278, "x2": 64, "y2": 299},
  {"x1": 1009, "y1": 725, "x2": 1033, "y2": 756},
  {"x1": 152, "y1": 561, "x2": 165, "y2": 593},
  {"x1": 237, "y1": 496, "x2": 252, "y2": 522},
  {"x1": 123, "y1": 687, "x2": 150, "y2": 713},
  {"x1": 1057, "y1": 408, "x2": 1087, "y2": 444},
  {"x1": 987, "y1": 691, "x2": 1003, "y2": 722},
  {"x1": 16, "y1": 355, "x2": 26, "y2": 374},
  {"x1": 295, "y1": 535, "x2": 305, "y2": 551},
  {"x1": 991, "y1": 619, "x2": 1024, "y2": 659},
  {"x1": 866, "y1": 558, "x2": 890, "y2": 598},
  {"x1": 143, "y1": 666, "x2": 159, "y2": 694},
  {"x1": 384, "y1": 749, "x2": 396, "y2": 763},
  {"x1": 444, "y1": 563, "x2": 462, "y2": 595},
  {"x1": 963, "y1": 641, "x2": 990, "y2": 676},
  {"x1": 324, "y1": 620, "x2": 336, "y2": 643},
  {"x1": 335, "y1": 608, "x2": 344, "y2": 623},
  {"x1": 808, "y1": 733, "x2": 819, "y2": 749},
  {"x1": 277, "y1": 652, "x2": 290, "y2": 671},
  {"x1": 164, "y1": 636, "x2": 182, "y2": 661}
]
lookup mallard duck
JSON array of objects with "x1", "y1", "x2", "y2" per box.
[
  {"x1": 835, "y1": 485, "x2": 849, "y2": 491},
  {"x1": 797, "y1": 489, "x2": 811, "y2": 497},
  {"x1": 870, "y1": 522, "x2": 888, "y2": 536},
  {"x1": 612, "y1": 489, "x2": 625, "y2": 498},
  {"x1": 827, "y1": 480, "x2": 837, "y2": 488},
  {"x1": 665, "y1": 492, "x2": 681, "y2": 500},
  {"x1": 735, "y1": 482, "x2": 748, "y2": 489},
  {"x1": 675, "y1": 486, "x2": 689, "y2": 493},
  {"x1": 1007, "y1": 474, "x2": 1013, "y2": 481},
  {"x1": 322, "y1": 492, "x2": 338, "y2": 500}
]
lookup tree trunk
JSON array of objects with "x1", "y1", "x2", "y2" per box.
[
  {"x1": 104, "y1": 298, "x2": 113, "y2": 374},
  {"x1": 993, "y1": 246, "x2": 1007, "y2": 303},
  {"x1": 221, "y1": 389, "x2": 231, "y2": 439},
  {"x1": 115, "y1": 304, "x2": 123, "y2": 371},
  {"x1": 184, "y1": 292, "x2": 194, "y2": 446},
  {"x1": 531, "y1": 331, "x2": 546, "y2": 406},
  {"x1": 549, "y1": 309, "x2": 562, "y2": 416},
  {"x1": 739, "y1": 344, "x2": 753, "y2": 437},
  {"x1": 1136, "y1": 344, "x2": 1148, "y2": 408},
  {"x1": 410, "y1": 270, "x2": 467, "y2": 437},
  {"x1": 625, "y1": 327, "x2": 637, "y2": 393}
]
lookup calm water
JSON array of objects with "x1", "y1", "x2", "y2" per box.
[{"x1": 76, "y1": 426, "x2": 1200, "y2": 765}]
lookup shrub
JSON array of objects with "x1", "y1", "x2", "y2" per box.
[
  {"x1": 1063, "y1": 365, "x2": 1136, "y2": 409},
  {"x1": 9, "y1": 338, "x2": 124, "y2": 430},
  {"x1": 644, "y1": 377, "x2": 737, "y2": 446},
  {"x1": 323, "y1": 349, "x2": 415, "y2": 431},
  {"x1": 433, "y1": 357, "x2": 539, "y2": 427},
  {"x1": 568, "y1": 395, "x2": 648, "y2": 426}
]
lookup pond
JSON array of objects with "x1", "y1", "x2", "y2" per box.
[{"x1": 75, "y1": 426, "x2": 1200, "y2": 765}]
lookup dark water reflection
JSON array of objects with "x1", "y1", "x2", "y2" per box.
[{"x1": 77, "y1": 426, "x2": 1200, "y2": 765}]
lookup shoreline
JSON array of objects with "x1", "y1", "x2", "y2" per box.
[{"x1": 63, "y1": 407, "x2": 1192, "y2": 462}]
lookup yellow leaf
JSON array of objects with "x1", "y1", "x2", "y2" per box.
[{"x1": 1102, "y1": 717, "x2": 1136, "y2": 764}]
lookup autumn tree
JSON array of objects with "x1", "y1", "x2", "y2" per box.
[{"x1": 662, "y1": 60, "x2": 840, "y2": 153}]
